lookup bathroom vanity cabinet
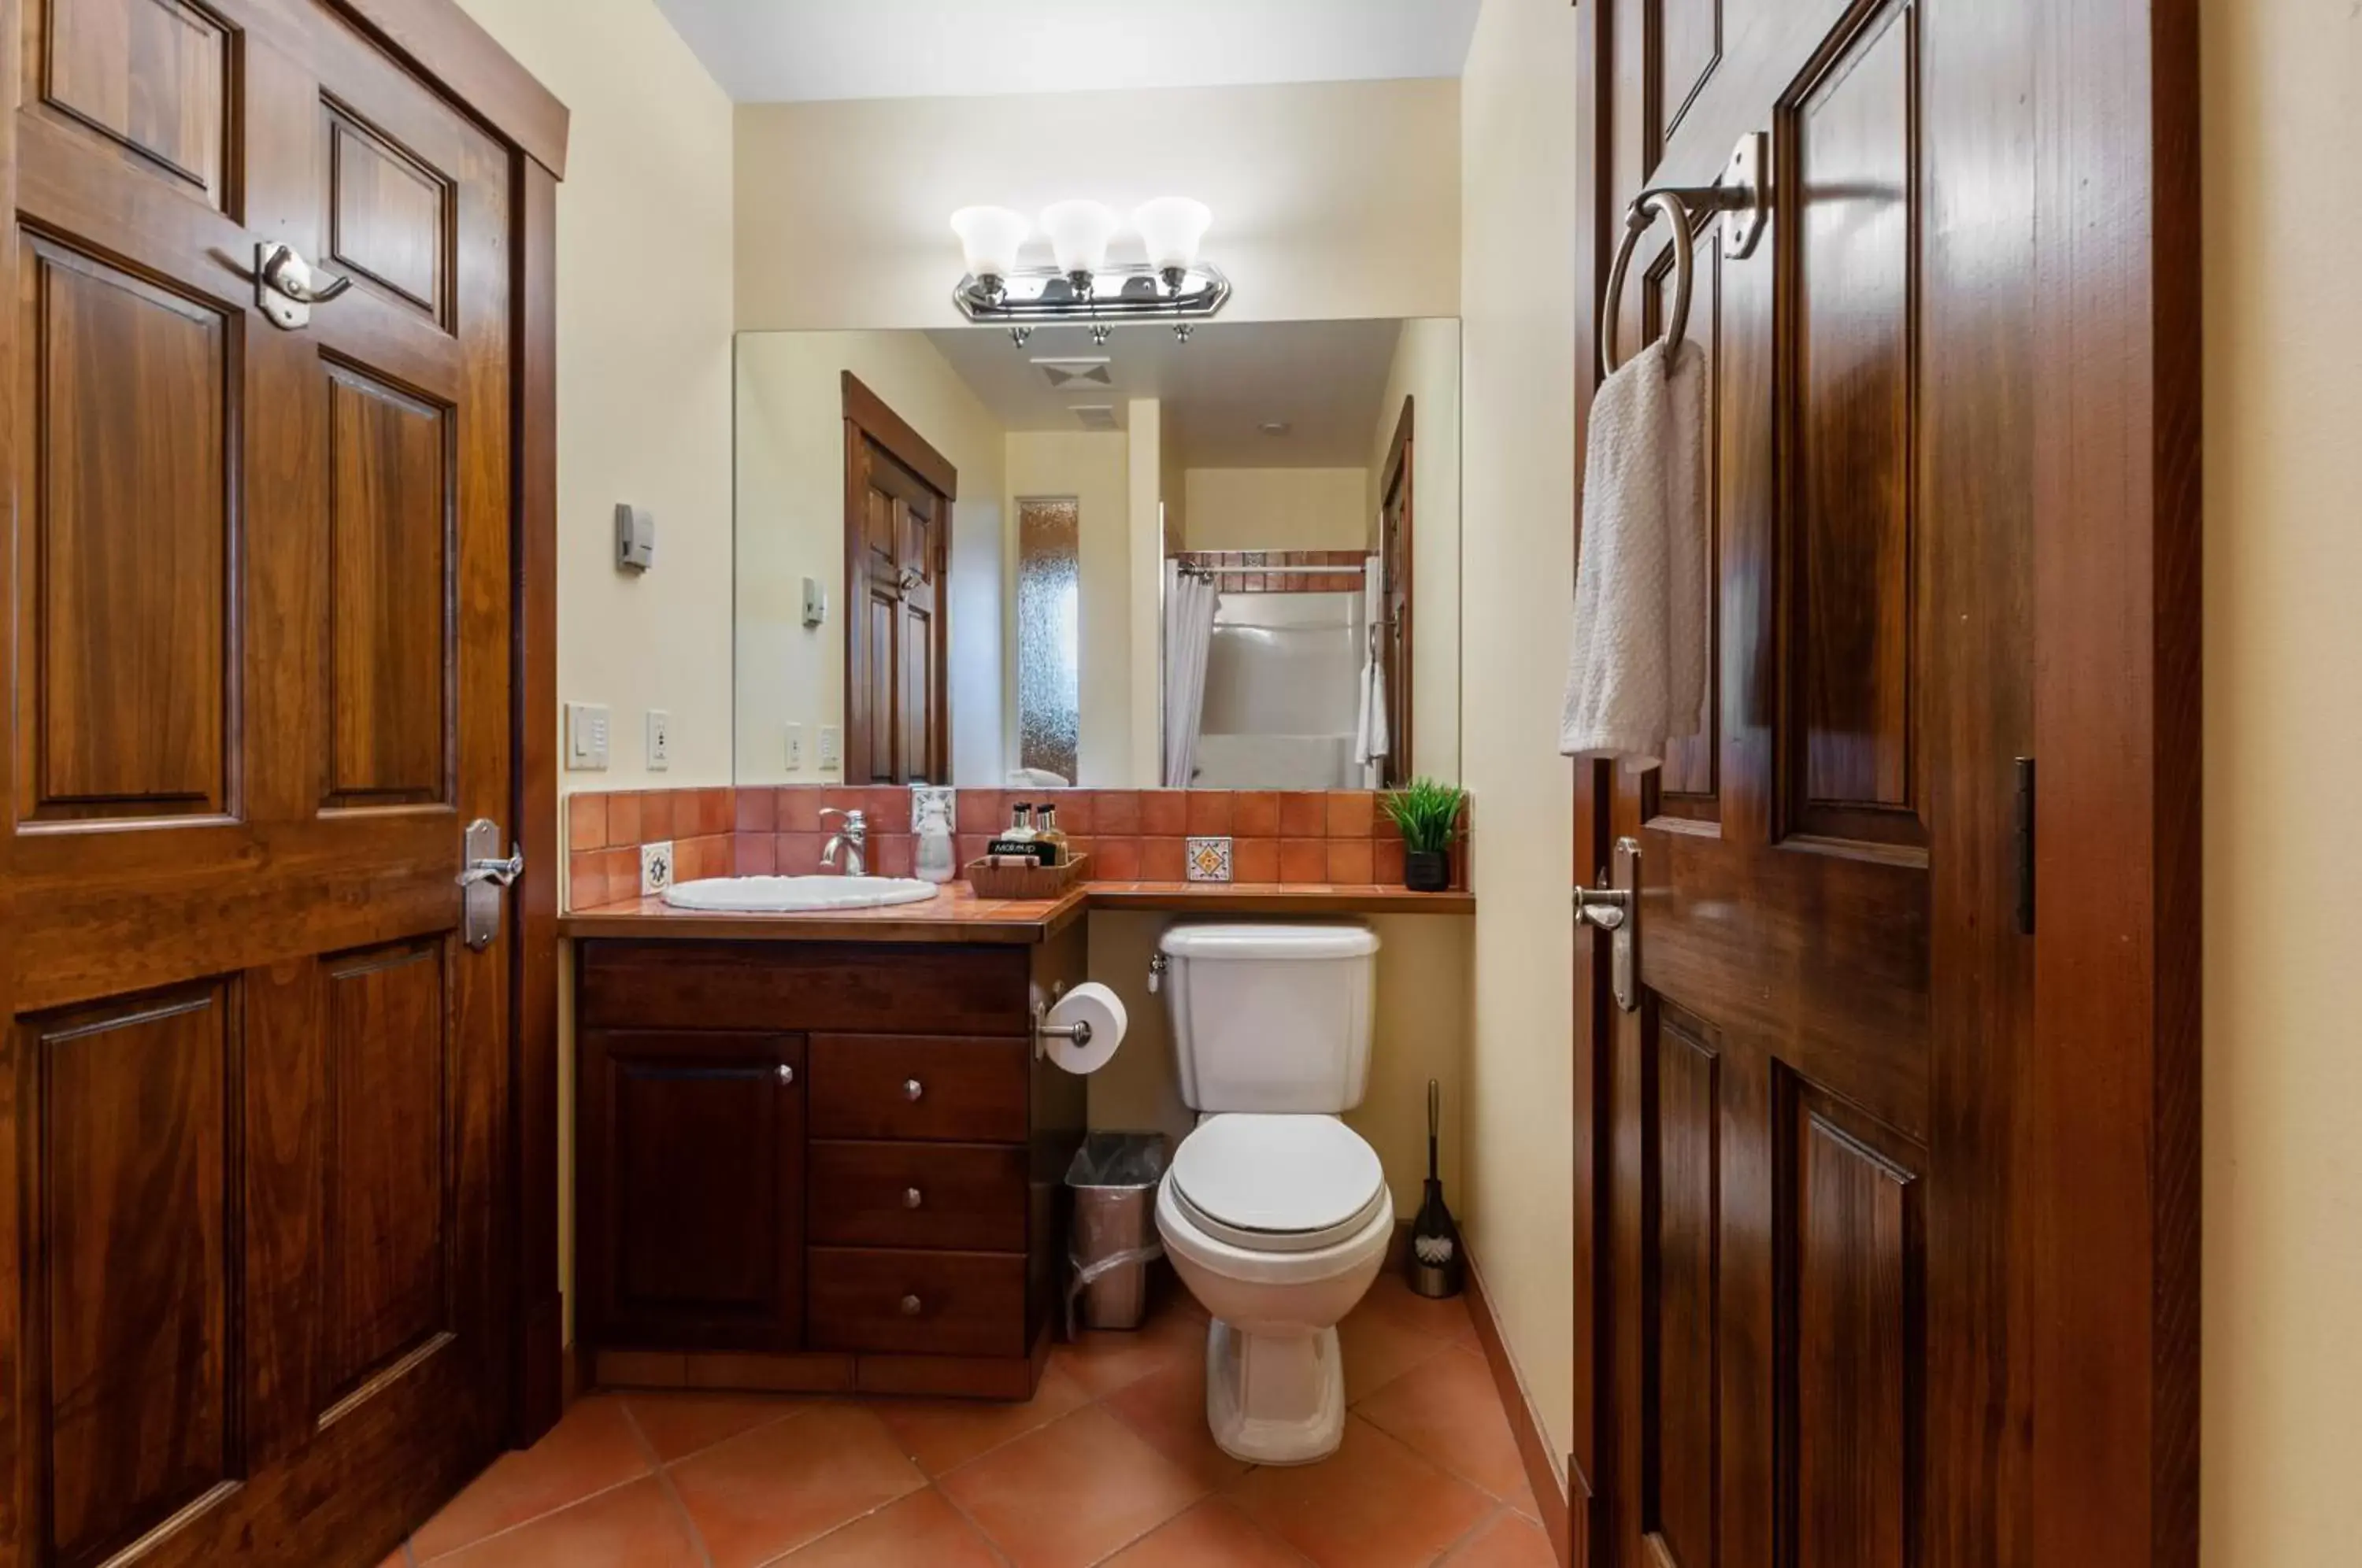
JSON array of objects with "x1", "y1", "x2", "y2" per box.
[{"x1": 574, "y1": 931, "x2": 1086, "y2": 1399}]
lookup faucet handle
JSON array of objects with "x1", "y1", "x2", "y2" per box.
[{"x1": 819, "y1": 806, "x2": 868, "y2": 832}]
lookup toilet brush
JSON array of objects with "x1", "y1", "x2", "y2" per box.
[{"x1": 1409, "y1": 1078, "x2": 1464, "y2": 1299}]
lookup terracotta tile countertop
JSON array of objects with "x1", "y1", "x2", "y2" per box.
[{"x1": 558, "y1": 880, "x2": 1475, "y2": 945}]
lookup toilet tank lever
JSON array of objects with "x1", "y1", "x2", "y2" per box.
[{"x1": 1148, "y1": 952, "x2": 1168, "y2": 994}]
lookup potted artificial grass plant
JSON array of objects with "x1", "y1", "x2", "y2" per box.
[{"x1": 1383, "y1": 778, "x2": 1468, "y2": 893}]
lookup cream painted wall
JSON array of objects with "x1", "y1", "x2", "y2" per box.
[
  {"x1": 1085, "y1": 914, "x2": 1473, "y2": 1221},
  {"x1": 1457, "y1": 0, "x2": 1582, "y2": 1476},
  {"x1": 1180, "y1": 468, "x2": 1372, "y2": 553},
  {"x1": 1373, "y1": 319, "x2": 1465, "y2": 782},
  {"x1": 453, "y1": 0, "x2": 735, "y2": 1344},
  {"x1": 733, "y1": 80, "x2": 1461, "y2": 330},
  {"x1": 2201, "y1": 0, "x2": 2362, "y2": 1559},
  {"x1": 457, "y1": 0, "x2": 736, "y2": 790},
  {"x1": 1005, "y1": 431, "x2": 1133, "y2": 786},
  {"x1": 733, "y1": 333, "x2": 1009, "y2": 784}
]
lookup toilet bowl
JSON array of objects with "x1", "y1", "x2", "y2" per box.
[{"x1": 1156, "y1": 1111, "x2": 1394, "y2": 1464}]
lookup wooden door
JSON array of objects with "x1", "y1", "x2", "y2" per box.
[
  {"x1": 579, "y1": 1030, "x2": 806, "y2": 1352},
  {"x1": 0, "y1": 1, "x2": 518, "y2": 1562},
  {"x1": 843, "y1": 375, "x2": 953, "y2": 786},
  {"x1": 1584, "y1": 1, "x2": 2045, "y2": 1564},
  {"x1": 1377, "y1": 398, "x2": 1413, "y2": 787}
]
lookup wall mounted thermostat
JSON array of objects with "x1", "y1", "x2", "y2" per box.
[
  {"x1": 802, "y1": 575, "x2": 827, "y2": 627},
  {"x1": 615, "y1": 504, "x2": 655, "y2": 572}
]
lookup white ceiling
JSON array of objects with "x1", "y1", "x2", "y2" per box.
[
  {"x1": 653, "y1": 0, "x2": 1483, "y2": 105},
  {"x1": 922, "y1": 318, "x2": 1430, "y2": 469}
]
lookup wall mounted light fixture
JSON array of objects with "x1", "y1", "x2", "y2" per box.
[{"x1": 951, "y1": 197, "x2": 1229, "y2": 338}]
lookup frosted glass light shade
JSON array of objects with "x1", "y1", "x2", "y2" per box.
[
  {"x1": 950, "y1": 205, "x2": 1030, "y2": 281},
  {"x1": 1132, "y1": 198, "x2": 1212, "y2": 275},
  {"x1": 1039, "y1": 200, "x2": 1119, "y2": 278}
]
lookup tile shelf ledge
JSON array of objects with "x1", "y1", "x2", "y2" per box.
[{"x1": 558, "y1": 879, "x2": 1475, "y2": 945}]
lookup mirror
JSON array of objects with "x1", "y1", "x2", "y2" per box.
[{"x1": 733, "y1": 319, "x2": 1460, "y2": 790}]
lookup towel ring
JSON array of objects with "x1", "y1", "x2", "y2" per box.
[{"x1": 1598, "y1": 131, "x2": 1772, "y2": 379}]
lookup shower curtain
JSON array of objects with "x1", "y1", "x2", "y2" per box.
[{"x1": 1162, "y1": 562, "x2": 1220, "y2": 787}]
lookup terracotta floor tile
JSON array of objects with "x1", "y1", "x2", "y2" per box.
[
  {"x1": 1051, "y1": 1306, "x2": 1205, "y2": 1399},
  {"x1": 1223, "y1": 1415, "x2": 1493, "y2": 1568},
  {"x1": 1505, "y1": 1477, "x2": 1545, "y2": 1524},
  {"x1": 1442, "y1": 1508, "x2": 1558, "y2": 1567},
  {"x1": 379, "y1": 1553, "x2": 409, "y2": 1568},
  {"x1": 668, "y1": 1403, "x2": 925, "y2": 1568},
  {"x1": 623, "y1": 1390, "x2": 805, "y2": 1464},
  {"x1": 428, "y1": 1477, "x2": 701, "y2": 1568},
  {"x1": 412, "y1": 1396, "x2": 652, "y2": 1559},
  {"x1": 1103, "y1": 1498, "x2": 1312, "y2": 1566},
  {"x1": 1353, "y1": 1348, "x2": 1528, "y2": 1497},
  {"x1": 776, "y1": 1487, "x2": 1001, "y2": 1566},
  {"x1": 873, "y1": 1359, "x2": 1092, "y2": 1475},
  {"x1": 1336, "y1": 1301, "x2": 1453, "y2": 1405},
  {"x1": 1361, "y1": 1273, "x2": 1483, "y2": 1348},
  {"x1": 940, "y1": 1405, "x2": 1208, "y2": 1568},
  {"x1": 1101, "y1": 1341, "x2": 1253, "y2": 1492}
]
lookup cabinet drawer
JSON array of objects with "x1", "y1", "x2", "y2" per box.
[
  {"x1": 809, "y1": 1034, "x2": 1029, "y2": 1143},
  {"x1": 809, "y1": 1248, "x2": 1027, "y2": 1358},
  {"x1": 810, "y1": 1141, "x2": 1029, "y2": 1251}
]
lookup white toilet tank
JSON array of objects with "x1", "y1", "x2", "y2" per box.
[{"x1": 1159, "y1": 924, "x2": 1380, "y2": 1113}]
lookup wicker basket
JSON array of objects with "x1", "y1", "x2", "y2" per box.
[{"x1": 964, "y1": 853, "x2": 1088, "y2": 900}]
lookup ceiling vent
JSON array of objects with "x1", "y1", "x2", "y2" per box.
[
  {"x1": 1071, "y1": 405, "x2": 1120, "y2": 432},
  {"x1": 1035, "y1": 357, "x2": 1114, "y2": 390}
]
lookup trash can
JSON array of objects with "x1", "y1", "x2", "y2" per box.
[{"x1": 1064, "y1": 1132, "x2": 1170, "y2": 1334}]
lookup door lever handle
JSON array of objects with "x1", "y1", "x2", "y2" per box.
[
  {"x1": 459, "y1": 846, "x2": 526, "y2": 889},
  {"x1": 1572, "y1": 886, "x2": 1631, "y2": 932}
]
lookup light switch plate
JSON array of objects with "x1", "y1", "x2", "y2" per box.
[
  {"x1": 646, "y1": 710, "x2": 672, "y2": 771},
  {"x1": 565, "y1": 702, "x2": 610, "y2": 770},
  {"x1": 817, "y1": 724, "x2": 842, "y2": 771},
  {"x1": 639, "y1": 841, "x2": 673, "y2": 896},
  {"x1": 786, "y1": 723, "x2": 805, "y2": 771}
]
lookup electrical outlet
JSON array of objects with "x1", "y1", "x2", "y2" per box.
[
  {"x1": 818, "y1": 724, "x2": 842, "y2": 771},
  {"x1": 565, "y1": 702, "x2": 610, "y2": 770},
  {"x1": 786, "y1": 723, "x2": 805, "y2": 771},
  {"x1": 639, "y1": 841, "x2": 674, "y2": 896},
  {"x1": 646, "y1": 710, "x2": 672, "y2": 771}
]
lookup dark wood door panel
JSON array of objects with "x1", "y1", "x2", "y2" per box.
[
  {"x1": 325, "y1": 104, "x2": 450, "y2": 321},
  {"x1": 31, "y1": 0, "x2": 233, "y2": 209},
  {"x1": 13, "y1": 231, "x2": 232, "y2": 825},
  {"x1": 20, "y1": 983, "x2": 235, "y2": 1568}
]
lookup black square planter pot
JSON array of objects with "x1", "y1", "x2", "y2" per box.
[{"x1": 1404, "y1": 849, "x2": 1453, "y2": 893}]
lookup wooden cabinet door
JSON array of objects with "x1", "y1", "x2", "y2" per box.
[
  {"x1": 0, "y1": 2, "x2": 517, "y2": 1562},
  {"x1": 1586, "y1": 2, "x2": 2037, "y2": 1565},
  {"x1": 579, "y1": 1030, "x2": 807, "y2": 1351}
]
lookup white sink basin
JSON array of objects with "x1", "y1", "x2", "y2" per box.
[{"x1": 661, "y1": 875, "x2": 942, "y2": 913}]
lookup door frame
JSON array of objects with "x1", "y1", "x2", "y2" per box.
[
  {"x1": 1566, "y1": 4, "x2": 2202, "y2": 1567},
  {"x1": 1377, "y1": 396, "x2": 1415, "y2": 787},
  {"x1": 842, "y1": 372, "x2": 956, "y2": 785},
  {"x1": 324, "y1": 0, "x2": 573, "y2": 1449}
]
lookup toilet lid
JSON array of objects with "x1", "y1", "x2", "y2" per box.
[{"x1": 1169, "y1": 1115, "x2": 1388, "y2": 1253}]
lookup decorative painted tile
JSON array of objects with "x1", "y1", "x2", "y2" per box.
[
  {"x1": 1186, "y1": 837, "x2": 1234, "y2": 883},
  {"x1": 639, "y1": 841, "x2": 674, "y2": 896}
]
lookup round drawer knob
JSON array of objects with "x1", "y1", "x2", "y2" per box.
[
  {"x1": 904, "y1": 1078, "x2": 924, "y2": 1101},
  {"x1": 903, "y1": 1187, "x2": 924, "y2": 1209},
  {"x1": 900, "y1": 1293, "x2": 923, "y2": 1317},
  {"x1": 775, "y1": 1063, "x2": 794, "y2": 1086}
]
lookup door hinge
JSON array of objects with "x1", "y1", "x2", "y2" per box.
[{"x1": 2013, "y1": 757, "x2": 2036, "y2": 937}]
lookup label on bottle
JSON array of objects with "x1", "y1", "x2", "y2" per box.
[{"x1": 986, "y1": 836, "x2": 1059, "y2": 866}]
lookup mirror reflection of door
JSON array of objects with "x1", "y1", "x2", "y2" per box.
[
  {"x1": 843, "y1": 374, "x2": 953, "y2": 784},
  {"x1": 1378, "y1": 398, "x2": 1414, "y2": 786}
]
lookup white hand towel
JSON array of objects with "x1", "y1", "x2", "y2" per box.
[{"x1": 1560, "y1": 337, "x2": 1709, "y2": 769}]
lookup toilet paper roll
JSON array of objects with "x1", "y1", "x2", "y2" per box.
[{"x1": 1042, "y1": 982, "x2": 1127, "y2": 1075}]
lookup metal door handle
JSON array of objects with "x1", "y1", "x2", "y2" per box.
[
  {"x1": 255, "y1": 241, "x2": 353, "y2": 330},
  {"x1": 1572, "y1": 886, "x2": 1631, "y2": 932},
  {"x1": 460, "y1": 819, "x2": 521, "y2": 951},
  {"x1": 1574, "y1": 838, "x2": 1642, "y2": 1013},
  {"x1": 459, "y1": 848, "x2": 527, "y2": 889}
]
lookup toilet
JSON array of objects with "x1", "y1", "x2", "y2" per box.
[{"x1": 1153, "y1": 923, "x2": 1391, "y2": 1465}]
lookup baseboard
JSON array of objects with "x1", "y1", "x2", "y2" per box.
[{"x1": 1463, "y1": 1246, "x2": 1575, "y2": 1568}]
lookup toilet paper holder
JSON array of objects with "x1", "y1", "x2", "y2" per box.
[{"x1": 1033, "y1": 984, "x2": 1094, "y2": 1060}]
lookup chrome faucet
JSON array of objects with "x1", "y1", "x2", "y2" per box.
[{"x1": 819, "y1": 808, "x2": 868, "y2": 876}]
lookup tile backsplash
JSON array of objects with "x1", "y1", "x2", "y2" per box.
[{"x1": 565, "y1": 786, "x2": 1472, "y2": 910}]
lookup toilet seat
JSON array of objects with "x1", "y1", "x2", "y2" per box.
[{"x1": 1168, "y1": 1114, "x2": 1389, "y2": 1255}]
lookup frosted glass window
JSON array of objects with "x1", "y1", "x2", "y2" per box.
[{"x1": 1017, "y1": 498, "x2": 1079, "y2": 783}]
